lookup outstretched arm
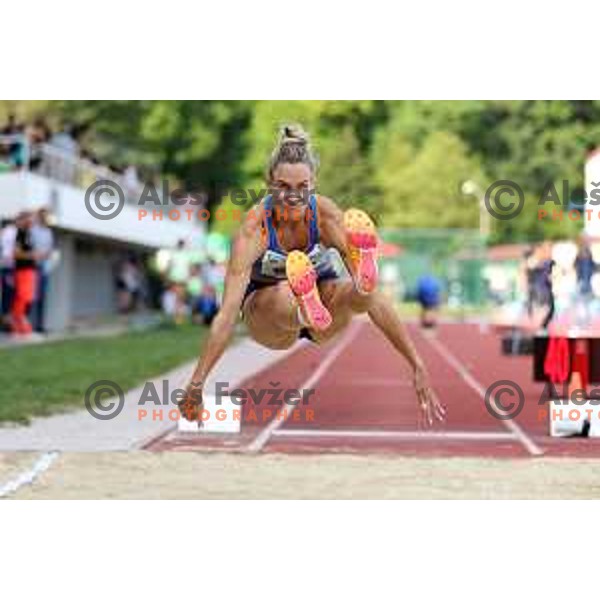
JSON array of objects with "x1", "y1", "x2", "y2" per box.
[
  {"x1": 368, "y1": 292, "x2": 446, "y2": 426},
  {"x1": 182, "y1": 210, "x2": 264, "y2": 417},
  {"x1": 367, "y1": 291, "x2": 423, "y2": 370}
]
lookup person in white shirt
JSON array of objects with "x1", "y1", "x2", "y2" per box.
[
  {"x1": 50, "y1": 125, "x2": 78, "y2": 155},
  {"x1": 0, "y1": 218, "x2": 17, "y2": 329},
  {"x1": 167, "y1": 239, "x2": 191, "y2": 284}
]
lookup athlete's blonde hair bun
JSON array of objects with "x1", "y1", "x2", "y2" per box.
[
  {"x1": 268, "y1": 123, "x2": 318, "y2": 178},
  {"x1": 280, "y1": 124, "x2": 309, "y2": 146}
]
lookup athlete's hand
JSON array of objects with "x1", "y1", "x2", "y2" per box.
[
  {"x1": 414, "y1": 363, "x2": 446, "y2": 427},
  {"x1": 179, "y1": 379, "x2": 204, "y2": 422}
]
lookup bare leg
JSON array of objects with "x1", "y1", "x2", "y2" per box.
[
  {"x1": 243, "y1": 278, "x2": 372, "y2": 348},
  {"x1": 299, "y1": 279, "x2": 374, "y2": 344},
  {"x1": 242, "y1": 282, "x2": 302, "y2": 349}
]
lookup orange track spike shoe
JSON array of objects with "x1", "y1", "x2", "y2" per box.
[
  {"x1": 344, "y1": 208, "x2": 378, "y2": 294},
  {"x1": 286, "y1": 250, "x2": 333, "y2": 332}
]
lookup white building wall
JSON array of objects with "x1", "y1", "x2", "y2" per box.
[
  {"x1": 45, "y1": 233, "x2": 75, "y2": 332},
  {"x1": 0, "y1": 171, "x2": 205, "y2": 249},
  {"x1": 71, "y1": 239, "x2": 118, "y2": 318}
]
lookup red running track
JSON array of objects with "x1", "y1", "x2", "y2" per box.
[{"x1": 148, "y1": 319, "x2": 600, "y2": 457}]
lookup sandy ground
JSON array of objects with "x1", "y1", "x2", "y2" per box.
[
  {"x1": 3, "y1": 452, "x2": 600, "y2": 499},
  {"x1": 0, "y1": 453, "x2": 38, "y2": 483}
]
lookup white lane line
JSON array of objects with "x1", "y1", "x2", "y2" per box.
[
  {"x1": 424, "y1": 334, "x2": 543, "y2": 456},
  {"x1": 245, "y1": 320, "x2": 362, "y2": 453},
  {"x1": 340, "y1": 377, "x2": 413, "y2": 387},
  {"x1": 0, "y1": 451, "x2": 60, "y2": 499},
  {"x1": 271, "y1": 429, "x2": 517, "y2": 441}
]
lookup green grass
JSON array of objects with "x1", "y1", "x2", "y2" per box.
[
  {"x1": 398, "y1": 302, "x2": 491, "y2": 319},
  {"x1": 0, "y1": 324, "x2": 207, "y2": 424}
]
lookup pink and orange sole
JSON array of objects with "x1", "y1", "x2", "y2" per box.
[
  {"x1": 343, "y1": 208, "x2": 379, "y2": 294},
  {"x1": 286, "y1": 250, "x2": 333, "y2": 332},
  {"x1": 285, "y1": 208, "x2": 379, "y2": 333}
]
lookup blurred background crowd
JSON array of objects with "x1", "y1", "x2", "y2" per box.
[
  {"x1": 0, "y1": 207, "x2": 226, "y2": 339},
  {"x1": 0, "y1": 113, "x2": 147, "y2": 198}
]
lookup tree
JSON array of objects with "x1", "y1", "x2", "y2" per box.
[
  {"x1": 317, "y1": 126, "x2": 379, "y2": 214},
  {"x1": 373, "y1": 130, "x2": 488, "y2": 229}
]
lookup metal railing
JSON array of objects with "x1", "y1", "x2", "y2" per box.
[{"x1": 0, "y1": 134, "x2": 163, "y2": 206}]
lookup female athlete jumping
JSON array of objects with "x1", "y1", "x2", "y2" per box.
[{"x1": 183, "y1": 125, "x2": 445, "y2": 425}]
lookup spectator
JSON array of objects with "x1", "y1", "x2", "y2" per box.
[
  {"x1": 575, "y1": 238, "x2": 596, "y2": 298},
  {"x1": 202, "y1": 257, "x2": 225, "y2": 302},
  {"x1": 161, "y1": 282, "x2": 186, "y2": 325},
  {"x1": 49, "y1": 123, "x2": 78, "y2": 183},
  {"x1": 574, "y1": 237, "x2": 597, "y2": 326},
  {"x1": 536, "y1": 243, "x2": 556, "y2": 330},
  {"x1": 0, "y1": 218, "x2": 17, "y2": 330},
  {"x1": 31, "y1": 208, "x2": 55, "y2": 333},
  {"x1": 167, "y1": 239, "x2": 191, "y2": 284},
  {"x1": 123, "y1": 164, "x2": 141, "y2": 198},
  {"x1": 11, "y1": 212, "x2": 38, "y2": 336},
  {"x1": 1, "y1": 115, "x2": 26, "y2": 169},
  {"x1": 1, "y1": 113, "x2": 20, "y2": 135},
  {"x1": 523, "y1": 246, "x2": 537, "y2": 317},
  {"x1": 187, "y1": 264, "x2": 203, "y2": 318},
  {"x1": 416, "y1": 274, "x2": 442, "y2": 329},
  {"x1": 115, "y1": 256, "x2": 142, "y2": 314},
  {"x1": 26, "y1": 118, "x2": 52, "y2": 171},
  {"x1": 191, "y1": 259, "x2": 220, "y2": 325},
  {"x1": 196, "y1": 283, "x2": 219, "y2": 325},
  {"x1": 50, "y1": 123, "x2": 78, "y2": 155}
]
